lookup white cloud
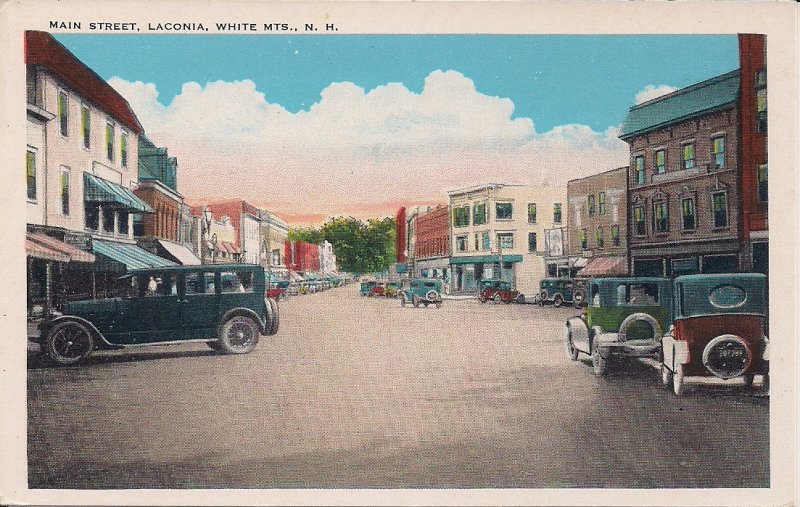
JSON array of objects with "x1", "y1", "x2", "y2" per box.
[
  {"x1": 634, "y1": 84, "x2": 678, "y2": 105},
  {"x1": 110, "y1": 71, "x2": 629, "y2": 217}
]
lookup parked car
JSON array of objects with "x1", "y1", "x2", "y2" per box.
[
  {"x1": 360, "y1": 281, "x2": 377, "y2": 296},
  {"x1": 36, "y1": 264, "x2": 280, "y2": 366},
  {"x1": 399, "y1": 279, "x2": 443, "y2": 308},
  {"x1": 479, "y1": 279, "x2": 524, "y2": 304},
  {"x1": 368, "y1": 282, "x2": 387, "y2": 297},
  {"x1": 267, "y1": 280, "x2": 290, "y2": 301},
  {"x1": 564, "y1": 277, "x2": 670, "y2": 376},
  {"x1": 537, "y1": 278, "x2": 585, "y2": 308},
  {"x1": 660, "y1": 273, "x2": 768, "y2": 396},
  {"x1": 385, "y1": 280, "x2": 403, "y2": 298}
]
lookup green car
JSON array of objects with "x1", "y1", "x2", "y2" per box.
[
  {"x1": 399, "y1": 278, "x2": 443, "y2": 308},
  {"x1": 564, "y1": 277, "x2": 670, "y2": 376},
  {"x1": 37, "y1": 264, "x2": 280, "y2": 366}
]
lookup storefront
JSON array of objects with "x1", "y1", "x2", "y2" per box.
[{"x1": 449, "y1": 254, "x2": 522, "y2": 293}]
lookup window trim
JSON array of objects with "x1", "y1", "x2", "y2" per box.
[
  {"x1": 26, "y1": 148, "x2": 37, "y2": 202},
  {"x1": 711, "y1": 134, "x2": 726, "y2": 169},
  {"x1": 653, "y1": 148, "x2": 666, "y2": 174},
  {"x1": 680, "y1": 197, "x2": 697, "y2": 232},
  {"x1": 57, "y1": 90, "x2": 69, "y2": 138},
  {"x1": 681, "y1": 141, "x2": 696, "y2": 170},
  {"x1": 632, "y1": 204, "x2": 646, "y2": 237},
  {"x1": 527, "y1": 202, "x2": 537, "y2": 224},
  {"x1": 711, "y1": 190, "x2": 730, "y2": 229},
  {"x1": 652, "y1": 199, "x2": 669, "y2": 234},
  {"x1": 495, "y1": 201, "x2": 514, "y2": 221},
  {"x1": 633, "y1": 155, "x2": 645, "y2": 184},
  {"x1": 81, "y1": 104, "x2": 91, "y2": 150}
]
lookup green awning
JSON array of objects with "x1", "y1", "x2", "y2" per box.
[
  {"x1": 84, "y1": 172, "x2": 154, "y2": 213},
  {"x1": 93, "y1": 240, "x2": 177, "y2": 271},
  {"x1": 450, "y1": 254, "x2": 523, "y2": 265}
]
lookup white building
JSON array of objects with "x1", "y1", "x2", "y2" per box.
[
  {"x1": 447, "y1": 183, "x2": 567, "y2": 297},
  {"x1": 319, "y1": 240, "x2": 338, "y2": 274}
]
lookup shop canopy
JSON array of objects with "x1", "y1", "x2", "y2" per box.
[
  {"x1": 449, "y1": 254, "x2": 523, "y2": 265},
  {"x1": 157, "y1": 239, "x2": 201, "y2": 266},
  {"x1": 93, "y1": 240, "x2": 177, "y2": 271},
  {"x1": 83, "y1": 172, "x2": 154, "y2": 213},
  {"x1": 579, "y1": 256, "x2": 627, "y2": 277},
  {"x1": 289, "y1": 270, "x2": 304, "y2": 282},
  {"x1": 26, "y1": 232, "x2": 95, "y2": 263}
]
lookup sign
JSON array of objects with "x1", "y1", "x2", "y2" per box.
[{"x1": 545, "y1": 228, "x2": 564, "y2": 257}]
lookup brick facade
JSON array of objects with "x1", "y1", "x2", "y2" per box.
[
  {"x1": 567, "y1": 167, "x2": 628, "y2": 260},
  {"x1": 414, "y1": 205, "x2": 450, "y2": 259}
]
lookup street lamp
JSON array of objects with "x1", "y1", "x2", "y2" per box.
[{"x1": 201, "y1": 206, "x2": 213, "y2": 264}]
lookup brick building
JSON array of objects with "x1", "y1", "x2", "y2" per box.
[
  {"x1": 204, "y1": 199, "x2": 262, "y2": 265},
  {"x1": 567, "y1": 166, "x2": 629, "y2": 277},
  {"x1": 414, "y1": 205, "x2": 450, "y2": 282},
  {"x1": 285, "y1": 240, "x2": 321, "y2": 273},
  {"x1": 619, "y1": 70, "x2": 742, "y2": 277}
]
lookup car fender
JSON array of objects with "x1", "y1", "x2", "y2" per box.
[
  {"x1": 38, "y1": 315, "x2": 113, "y2": 347},
  {"x1": 565, "y1": 316, "x2": 590, "y2": 354},
  {"x1": 217, "y1": 307, "x2": 266, "y2": 336}
]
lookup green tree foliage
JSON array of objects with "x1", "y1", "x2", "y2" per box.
[{"x1": 287, "y1": 217, "x2": 396, "y2": 274}]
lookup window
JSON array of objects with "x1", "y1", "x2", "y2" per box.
[
  {"x1": 456, "y1": 235, "x2": 468, "y2": 252},
  {"x1": 653, "y1": 200, "x2": 669, "y2": 233},
  {"x1": 553, "y1": 203, "x2": 562, "y2": 224},
  {"x1": 497, "y1": 233, "x2": 514, "y2": 249},
  {"x1": 633, "y1": 205, "x2": 645, "y2": 236},
  {"x1": 579, "y1": 229, "x2": 587, "y2": 249},
  {"x1": 756, "y1": 68, "x2": 767, "y2": 132},
  {"x1": 221, "y1": 271, "x2": 254, "y2": 293},
  {"x1": 453, "y1": 206, "x2": 470, "y2": 227},
  {"x1": 143, "y1": 274, "x2": 175, "y2": 297},
  {"x1": 84, "y1": 203, "x2": 99, "y2": 230},
  {"x1": 120, "y1": 133, "x2": 128, "y2": 168},
  {"x1": 710, "y1": 136, "x2": 726, "y2": 168},
  {"x1": 58, "y1": 92, "x2": 68, "y2": 136},
  {"x1": 60, "y1": 167, "x2": 70, "y2": 216},
  {"x1": 495, "y1": 202, "x2": 513, "y2": 220},
  {"x1": 102, "y1": 208, "x2": 115, "y2": 233},
  {"x1": 481, "y1": 231, "x2": 490, "y2": 251},
  {"x1": 474, "y1": 233, "x2": 479, "y2": 251},
  {"x1": 105, "y1": 123, "x2": 115, "y2": 161},
  {"x1": 634, "y1": 155, "x2": 645, "y2": 184},
  {"x1": 757, "y1": 164, "x2": 768, "y2": 202},
  {"x1": 81, "y1": 106, "x2": 90, "y2": 149},
  {"x1": 618, "y1": 283, "x2": 660, "y2": 305},
  {"x1": 682, "y1": 143, "x2": 695, "y2": 169},
  {"x1": 654, "y1": 149, "x2": 665, "y2": 174},
  {"x1": 527, "y1": 203, "x2": 537, "y2": 223},
  {"x1": 473, "y1": 203, "x2": 487, "y2": 225},
  {"x1": 712, "y1": 191, "x2": 728, "y2": 228},
  {"x1": 596, "y1": 227, "x2": 604, "y2": 248},
  {"x1": 528, "y1": 232, "x2": 537, "y2": 252},
  {"x1": 26, "y1": 150, "x2": 36, "y2": 201},
  {"x1": 598, "y1": 192, "x2": 606, "y2": 215},
  {"x1": 611, "y1": 225, "x2": 620, "y2": 246},
  {"x1": 185, "y1": 272, "x2": 214, "y2": 295},
  {"x1": 587, "y1": 195, "x2": 596, "y2": 216},
  {"x1": 681, "y1": 198, "x2": 696, "y2": 231},
  {"x1": 118, "y1": 211, "x2": 129, "y2": 235}
]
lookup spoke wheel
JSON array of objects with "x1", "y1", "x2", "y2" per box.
[
  {"x1": 218, "y1": 316, "x2": 260, "y2": 354},
  {"x1": 45, "y1": 321, "x2": 94, "y2": 366},
  {"x1": 493, "y1": 294, "x2": 502, "y2": 304}
]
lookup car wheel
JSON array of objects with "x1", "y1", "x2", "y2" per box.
[
  {"x1": 218, "y1": 316, "x2": 260, "y2": 354},
  {"x1": 412, "y1": 295, "x2": 420, "y2": 308},
  {"x1": 267, "y1": 298, "x2": 280, "y2": 336},
  {"x1": 573, "y1": 291, "x2": 585, "y2": 308},
  {"x1": 591, "y1": 339, "x2": 607, "y2": 376},
  {"x1": 479, "y1": 294, "x2": 487, "y2": 303},
  {"x1": 435, "y1": 300, "x2": 442, "y2": 309},
  {"x1": 553, "y1": 294, "x2": 564, "y2": 308},
  {"x1": 44, "y1": 320, "x2": 94, "y2": 366},
  {"x1": 538, "y1": 291, "x2": 548, "y2": 307},
  {"x1": 400, "y1": 295, "x2": 407, "y2": 307},
  {"x1": 742, "y1": 374, "x2": 755, "y2": 388},
  {"x1": 516, "y1": 294, "x2": 525, "y2": 304},
  {"x1": 493, "y1": 293, "x2": 502, "y2": 304},
  {"x1": 673, "y1": 363, "x2": 685, "y2": 396},
  {"x1": 565, "y1": 322, "x2": 579, "y2": 361},
  {"x1": 660, "y1": 364, "x2": 673, "y2": 387}
]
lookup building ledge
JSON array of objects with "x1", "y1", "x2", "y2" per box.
[{"x1": 27, "y1": 103, "x2": 55, "y2": 121}]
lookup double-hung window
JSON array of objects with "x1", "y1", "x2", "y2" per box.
[
  {"x1": 633, "y1": 205, "x2": 645, "y2": 236},
  {"x1": 756, "y1": 68, "x2": 767, "y2": 132},
  {"x1": 528, "y1": 232, "x2": 537, "y2": 253},
  {"x1": 587, "y1": 195, "x2": 596, "y2": 217},
  {"x1": 598, "y1": 192, "x2": 606, "y2": 215},
  {"x1": 473, "y1": 203, "x2": 487, "y2": 225},
  {"x1": 653, "y1": 200, "x2": 669, "y2": 233},
  {"x1": 453, "y1": 206, "x2": 470, "y2": 227},
  {"x1": 712, "y1": 136, "x2": 725, "y2": 168},
  {"x1": 456, "y1": 235, "x2": 468, "y2": 252},
  {"x1": 497, "y1": 233, "x2": 514, "y2": 249},
  {"x1": 553, "y1": 203, "x2": 562, "y2": 224},
  {"x1": 106, "y1": 123, "x2": 115, "y2": 162},
  {"x1": 60, "y1": 166, "x2": 70, "y2": 216},
  {"x1": 681, "y1": 198, "x2": 696, "y2": 231},
  {"x1": 81, "y1": 106, "x2": 90, "y2": 149},
  {"x1": 527, "y1": 203, "x2": 537, "y2": 224},
  {"x1": 26, "y1": 150, "x2": 37, "y2": 201},
  {"x1": 481, "y1": 231, "x2": 490, "y2": 251},
  {"x1": 757, "y1": 164, "x2": 768, "y2": 202},
  {"x1": 579, "y1": 229, "x2": 587, "y2": 249},
  {"x1": 495, "y1": 202, "x2": 513, "y2": 220},
  {"x1": 596, "y1": 227, "x2": 604, "y2": 248},
  {"x1": 634, "y1": 156, "x2": 645, "y2": 184},
  {"x1": 121, "y1": 133, "x2": 128, "y2": 168},
  {"x1": 654, "y1": 149, "x2": 666, "y2": 174},
  {"x1": 712, "y1": 191, "x2": 728, "y2": 228},
  {"x1": 58, "y1": 92, "x2": 68, "y2": 137},
  {"x1": 682, "y1": 143, "x2": 695, "y2": 170},
  {"x1": 611, "y1": 225, "x2": 620, "y2": 246}
]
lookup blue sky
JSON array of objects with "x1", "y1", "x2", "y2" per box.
[{"x1": 55, "y1": 34, "x2": 738, "y2": 132}]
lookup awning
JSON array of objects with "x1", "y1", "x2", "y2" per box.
[
  {"x1": 26, "y1": 232, "x2": 95, "y2": 263},
  {"x1": 84, "y1": 172, "x2": 154, "y2": 213},
  {"x1": 572, "y1": 257, "x2": 589, "y2": 269},
  {"x1": 395, "y1": 263, "x2": 408, "y2": 273},
  {"x1": 26, "y1": 238, "x2": 70, "y2": 262},
  {"x1": 93, "y1": 240, "x2": 177, "y2": 271},
  {"x1": 289, "y1": 270, "x2": 304, "y2": 282},
  {"x1": 450, "y1": 254, "x2": 523, "y2": 265},
  {"x1": 579, "y1": 256, "x2": 627, "y2": 277},
  {"x1": 157, "y1": 239, "x2": 201, "y2": 265}
]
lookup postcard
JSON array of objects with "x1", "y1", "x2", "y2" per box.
[{"x1": 0, "y1": 1, "x2": 796, "y2": 505}]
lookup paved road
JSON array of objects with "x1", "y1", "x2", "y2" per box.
[{"x1": 28, "y1": 284, "x2": 769, "y2": 488}]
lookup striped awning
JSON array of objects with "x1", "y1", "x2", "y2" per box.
[
  {"x1": 93, "y1": 240, "x2": 177, "y2": 271},
  {"x1": 26, "y1": 232, "x2": 95, "y2": 263},
  {"x1": 84, "y1": 172, "x2": 154, "y2": 212},
  {"x1": 580, "y1": 256, "x2": 627, "y2": 277}
]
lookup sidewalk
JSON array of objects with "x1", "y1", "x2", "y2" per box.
[{"x1": 441, "y1": 294, "x2": 477, "y2": 301}]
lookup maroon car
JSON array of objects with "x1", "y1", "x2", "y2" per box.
[{"x1": 479, "y1": 279, "x2": 524, "y2": 304}]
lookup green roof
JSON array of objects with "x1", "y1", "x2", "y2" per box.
[{"x1": 619, "y1": 70, "x2": 739, "y2": 140}]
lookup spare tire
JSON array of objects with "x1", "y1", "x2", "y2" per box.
[
  {"x1": 617, "y1": 312, "x2": 663, "y2": 343},
  {"x1": 425, "y1": 290, "x2": 439, "y2": 301},
  {"x1": 702, "y1": 334, "x2": 751, "y2": 379}
]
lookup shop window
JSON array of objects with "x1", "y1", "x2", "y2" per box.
[
  {"x1": 528, "y1": 232, "x2": 537, "y2": 253},
  {"x1": 611, "y1": 225, "x2": 620, "y2": 246},
  {"x1": 653, "y1": 200, "x2": 668, "y2": 233},
  {"x1": 681, "y1": 198, "x2": 696, "y2": 231},
  {"x1": 81, "y1": 106, "x2": 90, "y2": 149},
  {"x1": 633, "y1": 205, "x2": 645, "y2": 236},
  {"x1": 527, "y1": 203, "x2": 537, "y2": 224},
  {"x1": 654, "y1": 149, "x2": 665, "y2": 174},
  {"x1": 633, "y1": 156, "x2": 645, "y2": 184},
  {"x1": 58, "y1": 92, "x2": 68, "y2": 137},
  {"x1": 496, "y1": 202, "x2": 513, "y2": 220},
  {"x1": 26, "y1": 150, "x2": 36, "y2": 201},
  {"x1": 757, "y1": 164, "x2": 768, "y2": 202},
  {"x1": 712, "y1": 136, "x2": 725, "y2": 168},
  {"x1": 553, "y1": 203, "x2": 562, "y2": 224},
  {"x1": 712, "y1": 191, "x2": 728, "y2": 228},
  {"x1": 587, "y1": 195, "x2": 596, "y2": 216},
  {"x1": 682, "y1": 143, "x2": 695, "y2": 170},
  {"x1": 60, "y1": 166, "x2": 70, "y2": 216},
  {"x1": 473, "y1": 203, "x2": 487, "y2": 225},
  {"x1": 598, "y1": 192, "x2": 606, "y2": 215}
]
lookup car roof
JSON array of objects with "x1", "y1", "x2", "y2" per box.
[{"x1": 591, "y1": 277, "x2": 669, "y2": 285}]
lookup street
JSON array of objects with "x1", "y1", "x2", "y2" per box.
[{"x1": 28, "y1": 284, "x2": 769, "y2": 489}]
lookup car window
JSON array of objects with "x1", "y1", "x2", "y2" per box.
[
  {"x1": 620, "y1": 283, "x2": 659, "y2": 305},
  {"x1": 220, "y1": 271, "x2": 254, "y2": 293},
  {"x1": 424, "y1": 282, "x2": 437, "y2": 288},
  {"x1": 591, "y1": 284, "x2": 600, "y2": 306},
  {"x1": 143, "y1": 274, "x2": 176, "y2": 297},
  {"x1": 185, "y1": 272, "x2": 215, "y2": 295}
]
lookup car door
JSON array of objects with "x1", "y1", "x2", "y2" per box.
[
  {"x1": 112, "y1": 272, "x2": 183, "y2": 344},
  {"x1": 180, "y1": 271, "x2": 220, "y2": 340}
]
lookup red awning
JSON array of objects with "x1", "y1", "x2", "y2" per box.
[
  {"x1": 26, "y1": 238, "x2": 70, "y2": 262},
  {"x1": 580, "y1": 256, "x2": 627, "y2": 277},
  {"x1": 26, "y1": 232, "x2": 95, "y2": 263}
]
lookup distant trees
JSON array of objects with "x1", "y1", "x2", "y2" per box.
[{"x1": 288, "y1": 217, "x2": 396, "y2": 274}]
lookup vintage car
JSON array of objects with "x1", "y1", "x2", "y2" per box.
[
  {"x1": 385, "y1": 281, "x2": 403, "y2": 298},
  {"x1": 564, "y1": 277, "x2": 670, "y2": 376},
  {"x1": 399, "y1": 278, "x2": 443, "y2": 308},
  {"x1": 479, "y1": 279, "x2": 524, "y2": 304},
  {"x1": 537, "y1": 278, "x2": 585, "y2": 308},
  {"x1": 36, "y1": 264, "x2": 280, "y2": 366},
  {"x1": 368, "y1": 281, "x2": 387, "y2": 297},
  {"x1": 359, "y1": 280, "x2": 377, "y2": 296},
  {"x1": 267, "y1": 280, "x2": 290, "y2": 301},
  {"x1": 660, "y1": 273, "x2": 768, "y2": 396}
]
